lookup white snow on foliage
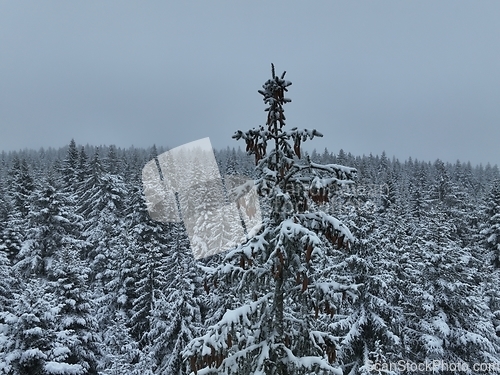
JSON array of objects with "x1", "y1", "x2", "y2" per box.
[
  {"x1": 44, "y1": 361, "x2": 84, "y2": 374},
  {"x1": 21, "y1": 348, "x2": 47, "y2": 361}
]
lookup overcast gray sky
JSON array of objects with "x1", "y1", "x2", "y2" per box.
[{"x1": 1, "y1": 1, "x2": 499, "y2": 166}]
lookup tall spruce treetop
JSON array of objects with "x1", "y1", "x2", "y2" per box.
[
  {"x1": 183, "y1": 65, "x2": 358, "y2": 375},
  {"x1": 9, "y1": 157, "x2": 34, "y2": 219},
  {"x1": 61, "y1": 139, "x2": 79, "y2": 190}
]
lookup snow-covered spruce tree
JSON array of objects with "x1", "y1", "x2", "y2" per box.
[
  {"x1": 3, "y1": 171, "x2": 101, "y2": 374},
  {"x1": 480, "y1": 179, "x2": 500, "y2": 340},
  {"x1": 0, "y1": 203, "x2": 23, "y2": 265},
  {"x1": 2, "y1": 275, "x2": 99, "y2": 375},
  {"x1": 183, "y1": 65, "x2": 358, "y2": 375},
  {"x1": 0, "y1": 248, "x2": 15, "y2": 373},
  {"x1": 146, "y1": 223, "x2": 203, "y2": 375},
  {"x1": 76, "y1": 146, "x2": 90, "y2": 185},
  {"x1": 128, "y1": 147, "x2": 171, "y2": 350},
  {"x1": 8, "y1": 157, "x2": 34, "y2": 219},
  {"x1": 127, "y1": 145, "x2": 204, "y2": 373},
  {"x1": 77, "y1": 148, "x2": 128, "y2": 299},
  {"x1": 129, "y1": 219, "x2": 170, "y2": 350},
  {"x1": 0, "y1": 177, "x2": 8, "y2": 227},
  {"x1": 0, "y1": 157, "x2": 33, "y2": 264},
  {"x1": 15, "y1": 172, "x2": 84, "y2": 278},
  {"x1": 60, "y1": 139, "x2": 80, "y2": 191},
  {"x1": 76, "y1": 148, "x2": 134, "y2": 371},
  {"x1": 0, "y1": 231, "x2": 15, "y2": 330},
  {"x1": 37, "y1": 246, "x2": 101, "y2": 375},
  {"x1": 1, "y1": 279, "x2": 58, "y2": 375},
  {"x1": 400, "y1": 204, "x2": 500, "y2": 367},
  {"x1": 329, "y1": 200, "x2": 405, "y2": 375},
  {"x1": 481, "y1": 179, "x2": 500, "y2": 268}
]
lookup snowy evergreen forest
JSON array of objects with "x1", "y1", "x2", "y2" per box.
[{"x1": 1, "y1": 68, "x2": 500, "y2": 374}]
